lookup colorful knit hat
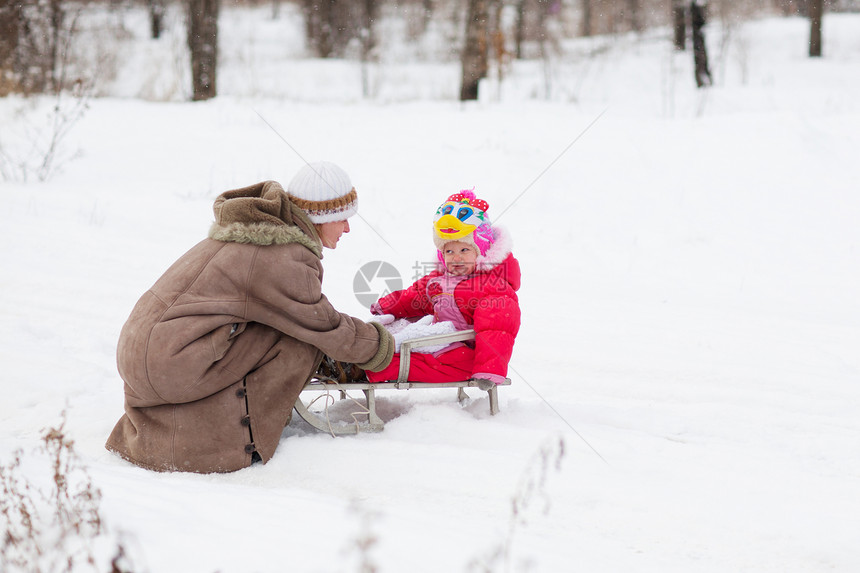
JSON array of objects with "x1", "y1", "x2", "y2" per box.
[
  {"x1": 432, "y1": 189, "x2": 496, "y2": 256},
  {"x1": 287, "y1": 161, "x2": 358, "y2": 223}
]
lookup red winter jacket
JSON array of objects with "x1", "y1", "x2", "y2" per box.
[{"x1": 373, "y1": 234, "x2": 521, "y2": 379}]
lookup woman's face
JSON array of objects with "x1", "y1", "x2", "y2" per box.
[
  {"x1": 442, "y1": 241, "x2": 478, "y2": 275},
  {"x1": 316, "y1": 219, "x2": 350, "y2": 249}
]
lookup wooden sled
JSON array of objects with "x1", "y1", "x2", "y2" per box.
[{"x1": 293, "y1": 329, "x2": 511, "y2": 435}]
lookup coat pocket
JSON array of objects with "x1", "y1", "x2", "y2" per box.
[{"x1": 212, "y1": 322, "x2": 244, "y2": 361}]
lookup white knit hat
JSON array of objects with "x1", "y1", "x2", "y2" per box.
[{"x1": 286, "y1": 161, "x2": 358, "y2": 223}]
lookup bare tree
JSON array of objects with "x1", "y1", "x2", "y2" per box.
[
  {"x1": 302, "y1": 0, "x2": 335, "y2": 57},
  {"x1": 187, "y1": 0, "x2": 219, "y2": 101},
  {"x1": 301, "y1": 0, "x2": 379, "y2": 59},
  {"x1": 776, "y1": 0, "x2": 798, "y2": 15},
  {"x1": 0, "y1": 0, "x2": 22, "y2": 94},
  {"x1": 422, "y1": 0, "x2": 435, "y2": 33},
  {"x1": 514, "y1": 0, "x2": 548, "y2": 58},
  {"x1": 460, "y1": 0, "x2": 492, "y2": 101},
  {"x1": 514, "y1": 0, "x2": 526, "y2": 57},
  {"x1": 535, "y1": 0, "x2": 549, "y2": 59},
  {"x1": 691, "y1": 1, "x2": 712, "y2": 87},
  {"x1": 150, "y1": 0, "x2": 166, "y2": 39},
  {"x1": 672, "y1": 0, "x2": 686, "y2": 50},
  {"x1": 809, "y1": 0, "x2": 823, "y2": 56},
  {"x1": 358, "y1": 0, "x2": 379, "y2": 97},
  {"x1": 581, "y1": 0, "x2": 593, "y2": 37},
  {"x1": 0, "y1": 1, "x2": 95, "y2": 181},
  {"x1": 489, "y1": 0, "x2": 510, "y2": 81},
  {"x1": 359, "y1": 0, "x2": 379, "y2": 62},
  {"x1": 627, "y1": 0, "x2": 643, "y2": 33},
  {"x1": 1, "y1": 0, "x2": 71, "y2": 95}
]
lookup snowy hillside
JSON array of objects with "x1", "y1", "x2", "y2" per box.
[{"x1": 1, "y1": 6, "x2": 859, "y2": 572}]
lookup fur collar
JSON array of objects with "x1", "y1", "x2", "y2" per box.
[
  {"x1": 207, "y1": 180, "x2": 323, "y2": 257},
  {"x1": 208, "y1": 221, "x2": 322, "y2": 257}
]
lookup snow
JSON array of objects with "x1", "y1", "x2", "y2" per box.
[{"x1": 2, "y1": 5, "x2": 860, "y2": 572}]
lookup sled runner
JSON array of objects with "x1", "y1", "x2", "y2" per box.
[{"x1": 293, "y1": 329, "x2": 511, "y2": 435}]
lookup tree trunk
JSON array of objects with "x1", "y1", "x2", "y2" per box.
[
  {"x1": 358, "y1": 0, "x2": 378, "y2": 97},
  {"x1": 460, "y1": 0, "x2": 491, "y2": 101},
  {"x1": 150, "y1": 0, "x2": 165, "y2": 39},
  {"x1": 536, "y1": 0, "x2": 548, "y2": 60},
  {"x1": 627, "y1": 0, "x2": 643, "y2": 33},
  {"x1": 0, "y1": 0, "x2": 22, "y2": 94},
  {"x1": 691, "y1": 1, "x2": 712, "y2": 87},
  {"x1": 672, "y1": 0, "x2": 686, "y2": 50},
  {"x1": 47, "y1": 0, "x2": 63, "y2": 92},
  {"x1": 809, "y1": 0, "x2": 823, "y2": 57},
  {"x1": 581, "y1": 0, "x2": 593, "y2": 37},
  {"x1": 514, "y1": 0, "x2": 525, "y2": 58},
  {"x1": 187, "y1": 0, "x2": 219, "y2": 101},
  {"x1": 360, "y1": 0, "x2": 378, "y2": 61},
  {"x1": 302, "y1": 0, "x2": 333, "y2": 57},
  {"x1": 422, "y1": 0, "x2": 434, "y2": 33}
]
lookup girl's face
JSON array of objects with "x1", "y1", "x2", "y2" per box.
[
  {"x1": 443, "y1": 241, "x2": 478, "y2": 275},
  {"x1": 316, "y1": 219, "x2": 350, "y2": 249}
]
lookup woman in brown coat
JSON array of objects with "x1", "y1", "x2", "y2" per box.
[{"x1": 105, "y1": 162, "x2": 394, "y2": 473}]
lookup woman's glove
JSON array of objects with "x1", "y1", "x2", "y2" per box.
[{"x1": 367, "y1": 313, "x2": 395, "y2": 325}]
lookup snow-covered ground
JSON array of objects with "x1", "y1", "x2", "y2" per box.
[{"x1": 1, "y1": 6, "x2": 859, "y2": 572}]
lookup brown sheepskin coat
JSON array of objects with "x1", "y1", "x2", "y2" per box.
[{"x1": 105, "y1": 181, "x2": 394, "y2": 473}]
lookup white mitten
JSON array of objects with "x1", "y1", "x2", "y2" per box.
[
  {"x1": 393, "y1": 329, "x2": 409, "y2": 353},
  {"x1": 388, "y1": 318, "x2": 458, "y2": 354},
  {"x1": 368, "y1": 314, "x2": 395, "y2": 325}
]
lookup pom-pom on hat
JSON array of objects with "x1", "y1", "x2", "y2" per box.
[
  {"x1": 287, "y1": 161, "x2": 358, "y2": 223},
  {"x1": 432, "y1": 189, "x2": 496, "y2": 256}
]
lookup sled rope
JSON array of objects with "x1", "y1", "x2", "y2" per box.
[{"x1": 308, "y1": 376, "x2": 375, "y2": 437}]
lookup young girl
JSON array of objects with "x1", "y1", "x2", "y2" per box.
[{"x1": 366, "y1": 190, "x2": 521, "y2": 385}]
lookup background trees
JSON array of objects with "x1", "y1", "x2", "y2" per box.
[
  {"x1": 300, "y1": 0, "x2": 380, "y2": 58},
  {"x1": 0, "y1": 0, "x2": 850, "y2": 102},
  {"x1": 0, "y1": 0, "x2": 77, "y2": 96},
  {"x1": 460, "y1": 0, "x2": 492, "y2": 100},
  {"x1": 187, "y1": 0, "x2": 219, "y2": 101}
]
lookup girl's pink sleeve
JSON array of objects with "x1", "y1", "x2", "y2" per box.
[{"x1": 472, "y1": 372, "x2": 507, "y2": 385}]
